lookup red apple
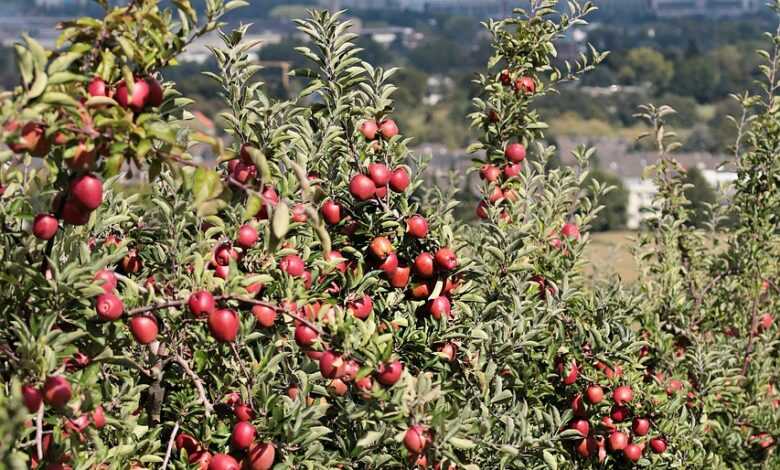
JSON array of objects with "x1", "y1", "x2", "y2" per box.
[
  {"x1": 369, "y1": 236, "x2": 394, "y2": 259},
  {"x1": 94, "y1": 269, "x2": 117, "y2": 293},
  {"x1": 129, "y1": 315, "x2": 158, "y2": 344},
  {"x1": 608, "y1": 431, "x2": 628, "y2": 451},
  {"x1": 632, "y1": 417, "x2": 651, "y2": 436},
  {"x1": 188, "y1": 291, "x2": 215, "y2": 318},
  {"x1": 377, "y1": 252, "x2": 399, "y2": 273},
  {"x1": 414, "y1": 252, "x2": 435, "y2": 278},
  {"x1": 427, "y1": 296, "x2": 452, "y2": 320},
  {"x1": 32, "y1": 213, "x2": 59, "y2": 240},
  {"x1": 244, "y1": 442, "x2": 275, "y2": 470},
  {"x1": 376, "y1": 361, "x2": 403, "y2": 386},
  {"x1": 234, "y1": 404, "x2": 254, "y2": 421},
  {"x1": 208, "y1": 454, "x2": 239, "y2": 470},
  {"x1": 115, "y1": 79, "x2": 150, "y2": 112},
  {"x1": 561, "y1": 361, "x2": 579, "y2": 385},
  {"x1": 613, "y1": 385, "x2": 634, "y2": 405},
  {"x1": 389, "y1": 167, "x2": 410, "y2": 192},
  {"x1": 434, "y1": 248, "x2": 458, "y2": 271},
  {"x1": 321, "y1": 199, "x2": 342, "y2": 225},
  {"x1": 379, "y1": 119, "x2": 399, "y2": 138},
  {"x1": 294, "y1": 324, "x2": 319, "y2": 347},
  {"x1": 610, "y1": 406, "x2": 630, "y2": 422},
  {"x1": 585, "y1": 384, "x2": 604, "y2": 404},
  {"x1": 387, "y1": 264, "x2": 410, "y2": 289},
  {"x1": 349, "y1": 294, "x2": 373, "y2": 320},
  {"x1": 406, "y1": 215, "x2": 429, "y2": 239},
  {"x1": 42, "y1": 376, "x2": 71, "y2": 408},
  {"x1": 623, "y1": 443, "x2": 642, "y2": 462},
  {"x1": 87, "y1": 77, "x2": 109, "y2": 97},
  {"x1": 570, "y1": 418, "x2": 590, "y2": 437},
  {"x1": 231, "y1": 421, "x2": 256, "y2": 449},
  {"x1": 349, "y1": 174, "x2": 376, "y2": 201},
  {"x1": 515, "y1": 76, "x2": 536, "y2": 94},
  {"x1": 252, "y1": 305, "x2": 277, "y2": 328},
  {"x1": 504, "y1": 143, "x2": 526, "y2": 163},
  {"x1": 95, "y1": 292, "x2": 124, "y2": 321},
  {"x1": 319, "y1": 351, "x2": 345, "y2": 379},
  {"x1": 145, "y1": 77, "x2": 164, "y2": 107},
  {"x1": 360, "y1": 120, "x2": 378, "y2": 140},
  {"x1": 279, "y1": 254, "x2": 305, "y2": 277},
  {"x1": 403, "y1": 424, "x2": 428, "y2": 454},
  {"x1": 561, "y1": 223, "x2": 580, "y2": 241},
  {"x1": 480, "y1": 164, "x2": 501, "y2": 182},
  {"x1": 22, "y1": 384, "x2": 42, "y2": 412},
  {"x1": 368, "y1": 163, "x2": 391, "y2": 186},
  {"x1": 208, "y1": 309, "x2": 239, "y2": 342},
  {"x1": 649, "y1": 437, "x2": 667, "y2": 454},
  {"x1": 69, "y1": 173, "x2": 103, "y2": 210},
  {"x1": 175, "y1": 433, "x2": 200, "y2": 453},
  {"x1": 236, "y1": 225, "x2": 258, "y2": 249}
]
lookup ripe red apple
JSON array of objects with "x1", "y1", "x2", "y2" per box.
[
  {"x1": 145, "y1": 77, "x2": 164, "y2": 107},
  {"x1": 234, "y1": 403, "x2": 254, "y2": 421},
  {"x1": 403, "y1": 424, "x2": 428, "y2": 454},
  {"x1": 252, "y1": 305, "x2": 277, "y2": 328},
  {"x1": 376, "y1": 361, "x2": 403, "y2": 386},
  {"x1": 42, "y1": 376, "x2": 71, "y2": 408},
  {"x1": 613, "y1": 385, "x2": 634, "y2": 405},
  {"x1": 294, "y1": 323, "x2": 319, "y2": 347},
  {"x1": 291, "y1": 203, "x2": 308, "y2": 223},
  {"x1": 434, "y1": 248, "x2": 458, "y2": 271},
  {"x1": 255, "y1": 186, "x2": 279, "y2": 220},
  {"x1": 22, "y1": 384, "x2": 42, "y2": 412},
  {"x1": 115, "y1": 79, "x2": 150, "y2": 112},
  {"x1": 91, "y1": 405, "x2": 106, "y2": 428},
  {"x1": 188, "y1": 291, "x2": 215, "y2": 318},
  {"x1": 208, "y1": 309, "x2": 239, "y2": 342},
  {"x1": 427, "y1": 296, "x2": 451, "y2": 320},
  {"x1": 321, "y1": 199, "x2": 342, "y2": 225},
  {"x1": 120, "y1": 248, "x2": 143, "y2": 274},
  {"x1": 388, "y1": 264, "x2": 411, "y2": 289},
  {"x1": 377, "y1": 252, "x2": 399, "y2": 273},
  {"x1": 349, "y1": 294, "x2": 373, "y2": 320},
  {"x1": 515, "y1": 76, "x2": 536, "y2": 94},
  {"x1": 9, "y1": 122, "x2": 48, "y2": 156},
  {"x1": 324, "y1": 250, "x2": 347, "y2": 273},
  {"x1": 561, "y1": 223, "x2": 581, "y2": 241},
  {"x1": 70, "y1": 173, "x2": 103, "y2": 210},
  {"x1": 349, "y1": 174, "x2": 376, "y2": 201},
  {"x1": 649, "y1": 437, "x2": 667, "y2": 454},
  {"x1": 94, "y1": 269, "x2": 117, "y2": 293},
  {"x1": 379, "y1": 119, "x2": 399, "y2": 138},
  {"x1": 409, "y1": 281, "x2": 432, "y2": 300},
  {"x1": 632, "y1": 417, "x2": 651, "y2": 436},
  {"x1": 608, "y1": 431, "x2": 628, "y2": 451},
  {"x1": 95, "y1": 292, "x2": 124, "y2": 321},
  {"x1": 214, "y1": 263, "x2": 230, "y2": 280},
  {"x1": 359, "y1": 120, "x2": 378, "y2": 140},
  {"x1": 623, "y1": 443, "x2": 642, "y2": 462},
  {"x1": 504, "y1": 143, "x2": 526, "y2": 163},
  {"x1": 279, "y1": 254, "x2": 305, "y2": 277},
  {"x1": 369, "y1": 236, "x2": 394, "y2": 260},
  {"x1": 585, "y1": 384, "x2": 604, "y2": 404},
  {"x1": 231, "y1": 421, "x2": 256, "y2": 449},
  {"x1": 389, "y1": 167, "x2": 410, "y2": 192},
  {"x1": 66, "y1": 141, "x2": 96, "y2": 171},
  {"x1": 355, "y1": 376, "x2": 373, "y2": 393},
  {"x1": 319, "y1": 351, "x2": 345, "y2": 379},
  {"x1": 406, "y1": 215, "x2": 429, "y2": 239},
  {"x1": 129, "y1": 315, "x2": 158, "y2": 344},
  {"x1": 87, "y1": 77, "x2": 109, "y2": 97},
  {"x1": 213, "y1": 243, "x2": 238, "y2": 266},
  {"x1": 232, "y1": 161, "x2": 256, "y2": 184},
  {"x1": 414, "y1": 252, "x2": 436, "y2": 278},
  {"x1": 759, "y1": 313, "x2": 773, "y2": 331},
  {"x1": 570, "y1": 418, "x2": 590, "y2": 437},
  {"x1": 329, "y1": 378, "x2": 348, "y2": 396},
  {"x1": 561, "y1": 361, "x2": 579, "y2": 386},
  {"x1": 480, "y1": 164, "x2": 501, "y2": 182},
  {"x1": 236, "y1": 224, "x2": 258, "y2": 249},
  {"x1": 666, "y1": 379, "x2": 684, "y2": 395},
  {"x1": 342, "y1": 359, "x2": 360, "y2": 382},
  {"x1": 499, "y1": 69, "x2": 512, "y2": 86},
  {"x1": 504, "y1": 163, "x2": 522, "y2": 178},
  {"x1": 176, "y1": 433, "x2": 200, "y2": 453},
  {"x1": 610, "y1": 406, "x2": 630, "y2": 422},
  {"x1": 368, "y1": 163, "x2": 391, "y2": 186},
  {"x1": 208, "y1": 453, "x2": 239, "y2": 470},
  {"x1": 32, "y1": 213, "x2": 59, "y2": 240},
  {"x1": 245, "y1": 442, "x2": 275, "y2": 470}
]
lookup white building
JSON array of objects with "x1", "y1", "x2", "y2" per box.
[{"x1": 648, "y1": 0, "x2": 760, "y2": 17}]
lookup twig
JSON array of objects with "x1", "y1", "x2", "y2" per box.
[
  {"x1": 128, "y1": 299, "x2": 186, "y2": 316},
  {"x1": 220, "y1": 295, "x2": 325, "y2": 336},
  {"x1": 173, "y1": 354, "x2": 213, "y2": 417},
  {"x1": 35, "y1": 404, "x2": 44, "y2": 460},
  {"x1": 161, "y1": 421, "x2": 180, "y2": 470}
]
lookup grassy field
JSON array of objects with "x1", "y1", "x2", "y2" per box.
[{"x1": 584, "y1": 230, "x2": 639, "y2": 283}]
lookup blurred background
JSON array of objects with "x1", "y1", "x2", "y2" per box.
[{"x1": 0, "y1": 0, "x2": 769, "y2": 279}]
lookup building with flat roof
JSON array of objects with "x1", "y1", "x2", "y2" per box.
[{"x1": 648, "y1": 0, "x2": 760, "y2": 17}]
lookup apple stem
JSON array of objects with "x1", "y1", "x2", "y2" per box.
[
  {"x1": 173, "y1": 354, "x2": 213, "y2": 417},
  {"x1": 161, "y1": 421, "x2": 180, "y2": 470}
]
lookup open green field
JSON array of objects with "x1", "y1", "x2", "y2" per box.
[{"x1": 584, "y1": 231, "x2": 639, "y2": 283}]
